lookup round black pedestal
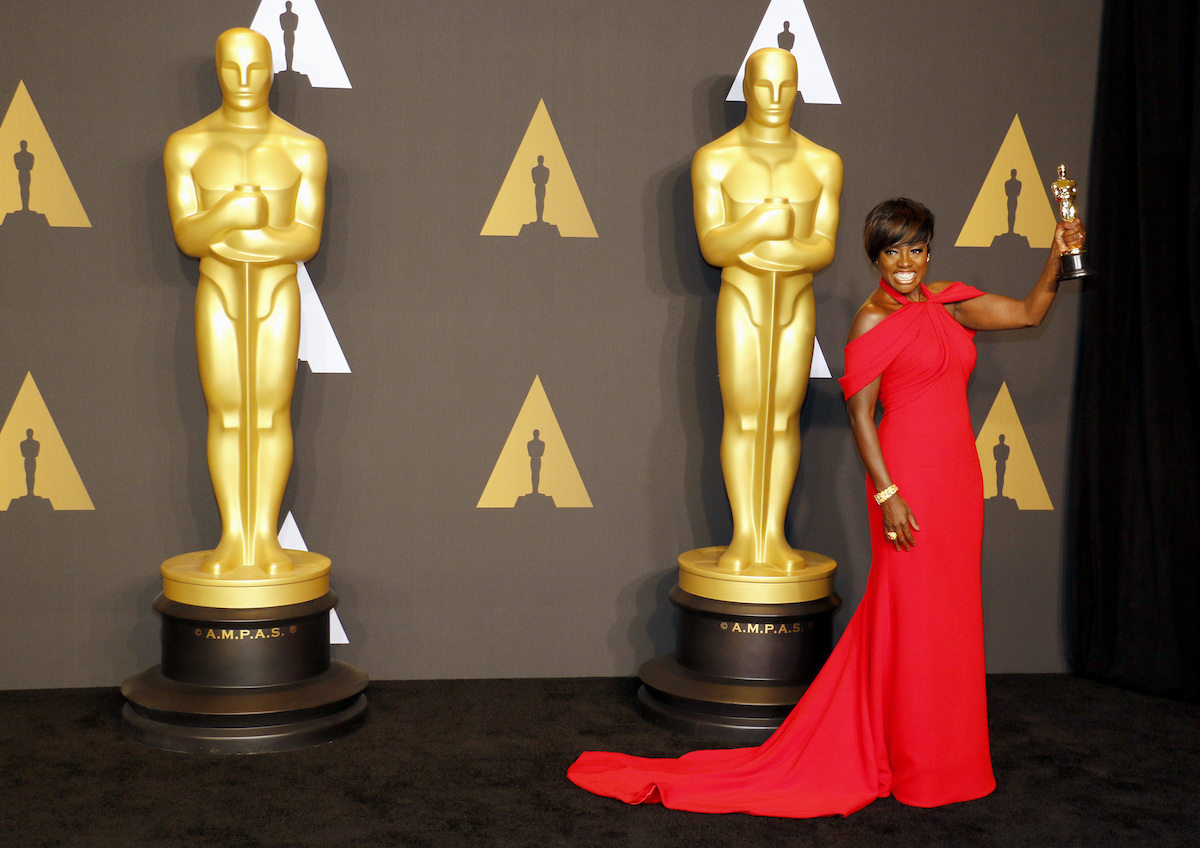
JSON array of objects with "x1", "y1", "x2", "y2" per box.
[
  {"x1": 1059, "y1": 250, "x2": 1093, "y2": 280},
  {"x1": 121, "y1": 592, "x2": 368, "y2": 754},
  {"x1": 638, "y1": 585, "x2": 840, "y2": 744}
]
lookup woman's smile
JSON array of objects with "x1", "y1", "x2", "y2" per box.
[{"x1": 877, "y1": 242, "x2": 928, "y2": 299}]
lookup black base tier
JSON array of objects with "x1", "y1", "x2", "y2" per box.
[
  {"x1": 638, "y1": 585, "x2": 840, "y2": 744},
  {"x1": 121, "y1": 592, "x2": 368, "y2": 754}
]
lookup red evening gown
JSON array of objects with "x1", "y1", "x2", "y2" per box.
[{"x1": 567, "y1": 280, "x2": 996, "y2": 817}]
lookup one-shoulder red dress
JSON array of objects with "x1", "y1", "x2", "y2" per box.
[{"x1": 567, "y1": 281, "x2": 996, "y2": 817}]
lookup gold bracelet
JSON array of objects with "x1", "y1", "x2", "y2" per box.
[{"x1": 874, "y1": 484, "x2": 898, "y2": 505}]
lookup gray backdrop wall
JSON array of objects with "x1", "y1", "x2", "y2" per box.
[{"x1": 0, "y1": 0, "x2": 1102, "y2": 689}]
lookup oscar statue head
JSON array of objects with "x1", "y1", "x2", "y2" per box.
[
  {"x1": 215, "y1": 28, "x2": 273, "y2": 113},
  {"x1": 743, "y1": 48, "x2": 799, "y2": 129}
]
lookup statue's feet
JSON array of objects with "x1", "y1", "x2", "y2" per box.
[
  {"x1": 201, "y1": 536, "x2": 243, "y2": 575},
  {"x1": 717, "y1": 535, "x2": 806, "y2": 572},
  {"x1": 253, "y1": 534, "x2": 294, "y2": 575},
  {"x1": 200, "y1": 534, "x2": 293, "y2": 576},
  {"x1": 717, "y1": 536, "x2": 757, "y2": 571},
  {"x1": 763, "y1": 536, "x2": 806, "y2": 572}
]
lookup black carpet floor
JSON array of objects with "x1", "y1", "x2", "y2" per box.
[{"x1": 2, "y1": 675, "x2": 1198, "y2": 847}]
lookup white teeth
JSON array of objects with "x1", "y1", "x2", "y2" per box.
[{"x1": 894, "y1": 272, "x2": 915, "y2": 282}]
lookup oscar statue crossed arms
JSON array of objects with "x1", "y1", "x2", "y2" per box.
[{"x1": 165, "y1": 27, "x2": 327, "y2": 576}]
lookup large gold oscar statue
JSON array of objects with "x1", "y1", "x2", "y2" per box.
[
  {"x1": 160, "y1": 26, "x2": 330, "y2": 608},
  {"x1": 122, "y1": 29, "x2": 365, "y2": 753},
  {"x1": 638, "y1": 49, "x2": 843, "y2": 742},
  {"x1": 680, "y1": 47, "x2": 841, "y2": 605}
]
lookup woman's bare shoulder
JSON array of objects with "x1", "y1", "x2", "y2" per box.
[{"x1": 847, "y1": 292, "x2": 894, "y2": 342}]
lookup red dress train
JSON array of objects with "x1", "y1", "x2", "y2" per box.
[{"x1": 567, "y1": 281, "x2": 996, "y2": 817}]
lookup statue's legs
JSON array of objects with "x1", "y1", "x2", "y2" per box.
[
  {"x1": 248, "y1": 274, "x2": 300, "y2": 572},
  {"x1": 197, "y1": 277, "x2": 246, "y2": 574},
  {"x1": 763, "y1": 306, "x2": 813, "y2": 567},
  {"x1": 196, "y1": 270, "x2": 299, "y2": 574},
  {"x1": 715, "y1": 280, "x2": 809, "y2": 571}
]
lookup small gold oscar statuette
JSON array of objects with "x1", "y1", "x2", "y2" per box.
[{"x1": 1050, "y1": 164, "x2": 1093, "y2": 279}]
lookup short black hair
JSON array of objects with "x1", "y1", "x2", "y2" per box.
[{"x1": 862, "y1": 198, "x2": 935, "y2": 264}]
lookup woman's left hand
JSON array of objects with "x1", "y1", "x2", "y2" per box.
[{"x1": 881, "y1": 494, "x2": 919, "y2": 552}]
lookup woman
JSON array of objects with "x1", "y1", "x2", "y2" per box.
[{"x1": 567, "y1": 198, "x2": 1085, "y2": 817}]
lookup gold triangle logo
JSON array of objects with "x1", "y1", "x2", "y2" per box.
[
  {"x1": 955, "y1": 115, "x2": 1054, "y2": 249},
  {"x1": 477, "y1": 375, "x2": 592, "y2": 508},
  {"x1": 974, "y1": 382, "x2": 1052, "y2": 510},
  {"x1": 0, "y1": 82, "x2": 91, "y2": 228},
  {"x1": 0, "y1": 373, "x2": 95, "y2": 510},
  {"x1": 480, "y1": 100, "x2": 597, "y2": 238}
]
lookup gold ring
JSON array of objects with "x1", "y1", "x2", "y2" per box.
[{"x1": 886, "y1": 531, "x2": 898, "y2": 541}]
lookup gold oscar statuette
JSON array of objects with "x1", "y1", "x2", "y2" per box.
[
  {"x1": 161, "y1": 27, "x2": 330, "y2": 608},
  {"x1": 1051, "y1": 164, "x2": 1093, "y2": 279},
  {"x1": 681, "y1": 47, "x2": 843, "y2": 604}
]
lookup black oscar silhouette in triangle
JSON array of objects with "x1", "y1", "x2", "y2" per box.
[
  {"x1": 8, "y1": 428, "x2": 53, "y2": 511},
  {"x1": 273, "y1": 1, "x2": 313, "y2": 87},
  {"x1": 989, "y1": 169, "x2": 1031, "y2": 248},
  {"x1": 519, "y1": 156, "x2": 560, "y2": 238},
  {"x1": 2, "y1": 140, "x2": 50, "y2": 229},
  {"x1": 515, "y1": 429, "x2": 556, "y2": 509},
  {"x1": 777, "y1": 21, "x2": 795, "y2": 51},
  {"x1": 985, "y1": 434, "x2": 1018, "y2": 516}
]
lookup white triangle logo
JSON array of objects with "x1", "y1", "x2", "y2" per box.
[
  {"x1": 297, "y1": 262, "x2": 350, "y2": 374},
  {"x1": 278, "y1": 511, "x2": 349, "y2": 643},
  {"x1": 810, "y1": 337, "x2": 831, "y2": 378},
  {"x1": 727, "y1": 0, "x2": 840, "y2": 104},
  {"x1": 251, "y1": 0, "x2": 352, "y2": 89}
]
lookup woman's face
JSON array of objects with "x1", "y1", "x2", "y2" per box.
[{"x1": 876, "y1": 242, "x2": 929, "y2": 298}]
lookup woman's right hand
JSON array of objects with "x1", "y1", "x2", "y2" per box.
[
  {"x1": 881, "y1": 494, "x2": 919, "y2": 552},
  {"x1": 1053, "y1": 218, "x2": 1085, "y2": 255}
]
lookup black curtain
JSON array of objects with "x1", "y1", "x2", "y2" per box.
[{"x1": 1068, "y1": 0, "x2": 1200, "y2": 702}]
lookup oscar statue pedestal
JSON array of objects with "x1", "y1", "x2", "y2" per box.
[
  {"x1": 121, "y1": 551, "x2": 368, "y2": 754},
  {"x1": 638, "y1": 547, "x2": 840, "y2": 744},
  {"x1": 1058, "y1": 249, "x2": 1092, "y2": 280}
]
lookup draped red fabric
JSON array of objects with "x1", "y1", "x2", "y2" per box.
[{"x1": 567, "y1": 281, "x2": 995, "y2": 817}]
